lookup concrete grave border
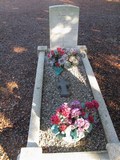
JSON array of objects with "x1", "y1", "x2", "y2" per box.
[
  {"x1": 18, "y1": 45, "x2": 120, "y2": 160},
  {"x1": 27, "y1": 46, "x2": 47, "y2": 147}
]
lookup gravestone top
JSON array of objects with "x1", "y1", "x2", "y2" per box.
[
  {"x1": 49, "y1": 5, "x2": 79, "y2": 49},
  {"x1": 57, "y1": 78, "x2": 70, "y2": 97}
]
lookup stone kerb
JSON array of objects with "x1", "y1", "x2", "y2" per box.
[
  {"x1": 80, "y1": 45, "x2": 119, "y2": 143},
  {"x1": 27, "y1": 46, "x2": 47, "y2": 147},
  {"x1": 78, "y1": 45, "x2": 120, "y2": 160},
  {"x1": 106, "y1": 143, "x2": 120, "y2": 160},
  {"x1": 49, "y1": 5, "x2": 79, "y2": 49}
]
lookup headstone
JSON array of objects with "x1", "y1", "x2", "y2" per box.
[
  {"x1": 57, "y1": 78, "x2": 70, "y2": 97},
  {"x1": 49, "y1": 5, "x2": 79, "y2": 49}
]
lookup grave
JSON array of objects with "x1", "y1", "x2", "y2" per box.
[{"x1": 18, "y1": 5, "x2": 120, "y2": 160}]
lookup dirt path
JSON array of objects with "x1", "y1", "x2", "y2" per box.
[{"x1": 0, "y1": 0, "x2": 120, "y2": 159}]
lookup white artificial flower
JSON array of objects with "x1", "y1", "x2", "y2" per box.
[{"x1": 58, "y1": 57, "x2": 65, "y2": 65}]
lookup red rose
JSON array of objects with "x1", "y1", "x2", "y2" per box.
[
  {"x1": 59, "y1": 124, "x2": 67, "y2": 131},
  {"x1": 88, "y1": 115, "x2": 94, "y2": 123},
  {"x1": 92, "y1": 100, "x2": 99, "y2": 109},
  {"x1": 51, "y1": 115, "x2": 60, "y2": 124},
  {"x1": 85, "y1": 102, "x2": 94, "y2": 109}
]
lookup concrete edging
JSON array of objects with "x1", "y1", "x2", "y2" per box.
[
  {"x1": 78, "y1": 45, "x2": 120, "y2": 160},
  {"x1": 27, "y1": 46, "x2": 47, "y2": 147}
]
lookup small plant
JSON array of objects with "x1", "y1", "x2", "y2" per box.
[{"x1": 51, "y1": 100, "x2": 99, "y2": 143}]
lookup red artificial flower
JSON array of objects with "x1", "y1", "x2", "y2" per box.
[
  {"x1": 51, "y1": 50, "x2": 54, "y2": 56},
  {"x1": 59, "y1": 124, "x2": 67, "y2": 131},
  {"x1": 85, "y1": 102, "x2": 94, "y2": 109},
  {"x1": 92, "y1": 100, "x2": 99, "y2": 109},
  {"x1": 60, "y1": 50, "x2": 65, "y2": 56},
  {"x1": 81, "y1": 111, "x2": 85, "y2": 116},
  {"x1": 51, "y1": 115, "x2": 60, "y2": 124},
  {"x1": 57, "y1": 48, "x2": 62, "y2": 52},
  {"x1": 55, "y1": 62, "x2": 60, "y2": 67},
  {"x1": 57, "y1": 48, "x2": 65, "y2": 56},
  {"x1": 88, "y1": 115, "x2": 94, "y2": 123}
]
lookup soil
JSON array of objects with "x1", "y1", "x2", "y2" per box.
[{"x1": 0, "y1": 0, "x2": 120, "y2": 160}]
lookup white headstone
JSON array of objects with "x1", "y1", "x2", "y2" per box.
[{"x1": 49, "y1": 5, "x2": 79, "y2": 49}]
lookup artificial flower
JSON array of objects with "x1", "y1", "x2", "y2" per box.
[
  {"x1": 88, "y1": 115, "x2": 94, "y2": 123},
  {"x1": 92, "y1": 100, "x2": 99, "y2": 109},
  {"x1": 71, "y1": 108, "x2": 81, "y2": 118},
  {"x1": 60, "y1": 124, "x2": 67, "y2": 131},
  {"x1": 51, "y1": 115, "x2": 60, "y2": 124},
  {"x1": 85, "y1": 101, "x2": 94, "y2": 109},
  {"x1": 51, "y1": 100, "x2": 99, "y2": 142}
]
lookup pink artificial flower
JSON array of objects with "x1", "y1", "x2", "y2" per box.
[
  {"x1": 51, "y1": 115, "x2": 60, "y2": 124},
  {"x1": 83, "y1": 120, "x2": 90, "y2": 130},
  {"x1": 78, "y1": 127, "x2": 84, "y2": 133},
  {"x1": 57, "y1": 103, "x2": 71, "y2": 118},
  {"x1": 85, "y1": 102, "x2": 94, "y2": 109},
  {"x1": 47, "y1": 53, "x2": 52, "y2": 58},
  {"x1": 92, "y1": 100, "x2": 99, "y2": 109},
  {"x1": 75, "y1": 118, "x2": 85, "y2": 127},
  {"x1": 71, "y1": 108, "x2": 81, "y2": 118}
]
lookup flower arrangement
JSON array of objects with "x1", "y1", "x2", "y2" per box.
[
  {"x1": 51, "y1": 100, "x2": 99, "y2": 143},
  {"x1": 47, "y1": 48, "x2": 80, "y2": 75}
]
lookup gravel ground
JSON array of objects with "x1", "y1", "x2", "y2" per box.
[
  {"x1": 40, "y1": 55, "x2": 106, "y2": 153},
  {"x1": 0, "y1": 0, "x2": 120, "y2": 159}
]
